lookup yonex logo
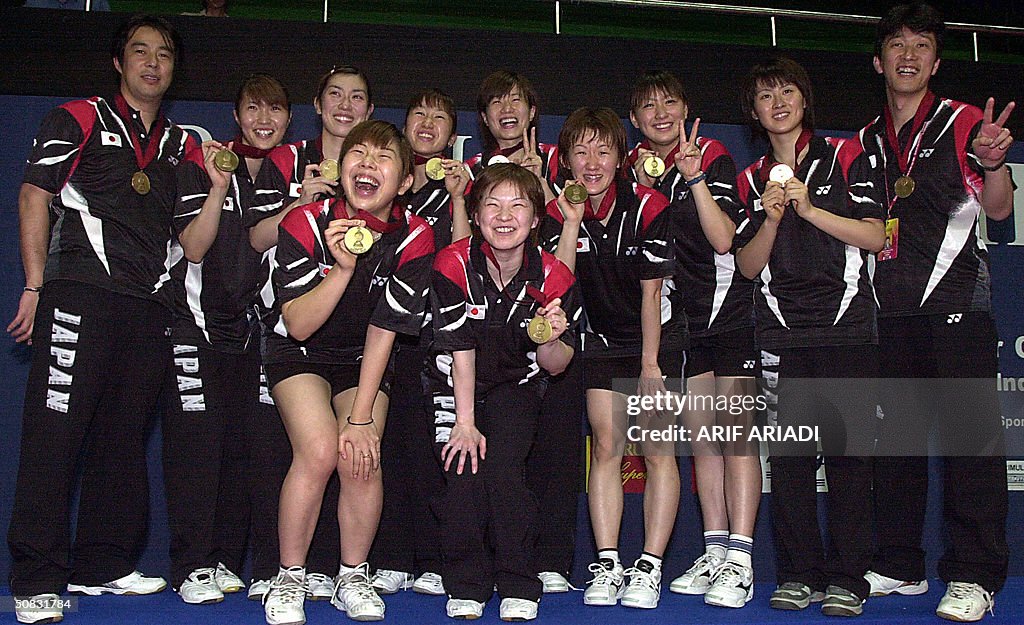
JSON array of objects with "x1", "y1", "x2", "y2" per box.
[
  {"x1": 919, "y1": 148, "x2": 935, "y2": 158},
  {"x1": 743, "y1": 360, "x2": 755, "y2": 369},
  {"x1": 626, "y1": 246, "x2": 639, "y2": 256},
  {"x1": 947, "y1": 313, "x2": 963, "y2": 324},
  {"x1": 168, "y1": 156, "x2": 179, "y2": 166},
  {"x1": 815, "y1": 185, "x2": 832, "y2": 196},
  {"x1": 372, "y1": 275, "x2": 387, "y2": 287}
]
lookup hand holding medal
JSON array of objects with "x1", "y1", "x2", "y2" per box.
[
  {"x1": 200, "y1": 140, "x2": 234, "y2": 190},
  {"x1": 673, "y1": 118, "x2": 703, "y2": 179},
  {"x1": 324, "y1": 218, "x2": 365, "y2": 269},
  {"x1": 297, "y1": 162, "x2": 338, "y2": 204},
  {"x1": 557, "y1": 180, "x2": 588, "y2": 225},
  {"x1": 529, "y1": 297, "x2": 567, "y2": 345},
  {"x1": 762, "y1": 164, "x2": 791, "y2": 222},
  {"x1": 439, "y1": 159, "x2": 471, "y2": 197}
]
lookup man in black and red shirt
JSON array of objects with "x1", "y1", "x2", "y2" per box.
[
  {"x1": 7, "y1": 15, "x2": 195, "y2": 622},
  {"x1": 859, "y1": 4, "x2": 1016, "y2": 622}
]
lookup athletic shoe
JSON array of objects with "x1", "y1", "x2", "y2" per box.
[
  {"x1": 306, "y1": 573, "x2": 334, "y2": 600},
  {"x1": 446, "y1": 598, "x2": 484, "y2": 619},
  {"x1": 821, "y1": 585, "x2": 864, "y2": 617},
  {"x1": 370, "y1": 569, "x2": 414, "y2": 594},
  {"x1": 331, "y1": 563, "x2": 385, "y2": 621},
  {"x1": 538, "y1": 571, "x2": 571, "y2": 593},
  {"x1": 249, "y1": 579, "x2": 272, "y2": 601},
  {"x1": 67, "y1": 570, "x2": 167, "y2": 596},
  {"x1": 178, "y1": 567, "x2": 224, "y2": 605},
  {"x1": 865, "y1": 570, "x2": 929, "y2": 597},
  {"x1": 704, "y1": 561, "x2": 754, "y2": 608},
  {"x1": 264, "y1": 567, "x2": 306, "y2": 625},
  {"x1": 669, "y1": 553, "x2": 723, "y2": 595},
  {"x1": 215, "y1": 562, "x2": 245, "y2": 593},
  {"x1": 583, "y1": 559, "x2": 624, "y2": 606},
  {"x1": 770, "y1": 582, "x2": 826, "y2": 610},
  {"x1": 499, "y1": 597, "x2": 538, "y2": 621},
  {"x1": 14, "y1": 593, "x2": 63, "y2": 624},
  {"x1": 412, "y1": 572, "x2": 445, "y2": 596},
  {"x1": 621, "y1": 559, "x2": 661, "y2": 609},
  {"x1": 936, "y1": 582, "x2": 994, "y2": 622}
]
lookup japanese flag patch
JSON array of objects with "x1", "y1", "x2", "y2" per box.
[
  {"x1": 100, "y1": 131, "x2": 122, "y2": 147},
  {"x1": 466, "y1": 303, "x2": 486, "y2": 319}
]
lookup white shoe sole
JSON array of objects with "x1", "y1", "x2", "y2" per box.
[
  {"x1": 870, "y1": 583, "x2": 929, "y2": 597},
  {"x1": 669, "y1": 581, "x2": 709, "y2": 595},
  {"x1": 705, "y1": 589, "x2": 753, "y2": 608},
  {"x1": 67, "y1": 583, "x2": 166, "y2": 596}
]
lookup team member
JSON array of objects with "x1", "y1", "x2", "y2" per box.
[
  {"x1": 247, "y1": 64, "x2": 375, "y2": 600},
  {"x1": 859, "y1": 4, "x2": 1015, "y2": 622},
  {"x1": 7, "y1": 15, "x2": 194, "y2": 624},
  {"x1": 734, "y1": 57, "x2": 885, "y2": 617},
  {"x1": 627, "y1": 70, "x2": 760, "y2": 608},
  {"x1": 369, "y1": 88, "x2": 468, "y2": 597},
  {"x1": 163, "y1": 74, "x2": 291, "y2": 605},
  {"x1": 542, "y1": 107, "x2": 681, "y2": 609},
  {"x1": 429, "y1": 163, "x2": 579, "y2": 621},
  {"x1": 261, "y1": 120, "x2": 434, "y2": 625}
]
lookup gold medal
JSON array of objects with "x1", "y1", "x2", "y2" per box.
[
  {"x1": 527, "y1": 315, "x2": 553, "y2": 344},
  {"x1": 564, "y1": 183, "x2": 588, "y2": 204},
  {"x1": 769, "y1": 163, "x2": 794, "y2": 185},
  {"x1": 214, "y1": 149, "x2": 239, "y2": 172},
  {"x1": 425, "y1": 157, "x2": 445, "y2": 181},
  {"x1": 487, "y1": 154, "x2": 510, "y2": 166},
  {"x1": 131, "y1": 171, "x2": 151, "y2": 195},
  {"x1": 894, "y1": 175, "x2": 915, "y2": 199},
  {"x1": 643, "y1": 156, "x2": 666, "y2": 178},
  {"x1": 319, "y1": 158, "x2": 340, "y2": 182},
  {"x1": 344, "y1": 226, "x2": 374, "y2": 255}
]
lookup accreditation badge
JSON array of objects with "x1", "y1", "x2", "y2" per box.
[{"x1": 878, "y1": 218, "x2": 899, "y2": 262}]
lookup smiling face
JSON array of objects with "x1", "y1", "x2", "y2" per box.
[
  {"x1": 114, "y1": 26, "x2": 174, "y2": 109},
  {"x1": 340, "y1": 138, "x2": 413, "y2": 215},
  {"x1": 404, "y1": 103, "x2": 455, "y2": 157},
  {"x1": 475, "y1": 180, "x2": 539, "y2": 253},
  {"x1": 874, "y1": 27, "x2": 940, "y2": 99},
  {"x1": 752, "y1": 80, "x2": 806, "y2": 137},
  {"x1": 630, "y1": 88, "x2": 687, "y2": 151},
  {"x1": 315, "y1": 73, "x2": 373, "y2": 140},
  {"x1": 482, "y1": 87, "x2": 536, "y2": 147},
  {"x1": 568, "y1": 130, "x2": 619, "y2": 198},
  {"x1": 235, "y1": 98, "x2": 290, "y2": 151}
]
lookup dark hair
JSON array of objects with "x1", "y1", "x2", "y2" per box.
[
  {"x1": 111, "y1": 14, "x2": 181, "y2": 66},
  {"x1": 341, "y1": 120, "x2": 414, "y2": 181},
  {"x1": 405, "y1": 88, "x2": 458, "y2": 137},
  {"x1": 476, "y1": 71, "x2": 539, "y2": 152},
  {"x1": 314, "y1": 65, "x2": 373, "y2": 107},
  {"x1": 630, "y1": 70, "x2": 688, "y2": 114},
  {"x1": 740, "y1": 57, "x2": 815, "y2": 134},
  {"x1": 235, "y1": 73, "x2": 290, "y2": 114},
  {"x1": 875, "y1": 2, "x2": 945, "y2": 59},
  {"x1": 557, "y1": 107, "x2": 628, "y2": 175},
  {"x1": 467, "y1": 163, "x2": 543, "y2": 245}
]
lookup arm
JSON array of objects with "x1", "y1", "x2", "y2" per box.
[
  {"x1": 553, "y1": 194, "x2": 584, "y2": 273},
  {"x1": 690, "y1": 178, "x2": 737, "y2": 254},
  {"x1": 7, "y1": 183, "x2": 53, "y2": 343},
  {"x1": 972, "y1": 98, "x2": 1016, "y2": 221},
  {"x1": 735, "y1": 181, "x2": 785, "y2": 280},
  {"x1": 639, "y1": 277, "x2": 664, "y2": 378},
  {"x1": 980, "y1": 165, "x2": 1014, "y2": 222},
  {"x1": 279, "y1": 263, "x2": 354, "y2": 341},
  {"x1": 442, "y1": 348, "x2": 487, "y2": 475},
  {"x1": 798, "y1": 208, "x2": 886, "y2": 253},
  {"x1": 535, "y1": 297, "x2": 574, "y2": 375},
  {"x1": 177, "y1": 142, "x2": 232, "y2": 263},
  {"x1": 445, "y1": 160, "x2": 472, "y2": 242},
  {"x1": 249, "y1": 199, "x2": 301, "y2": 253}
]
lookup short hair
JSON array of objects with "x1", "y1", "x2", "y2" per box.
[
  {"x1": 111, "y1": 14, "x2": 181, "y2": 66},
  {"x1": 740, "y1": 57, "x2": 815, "y2": 134},
  {"x1": 630, "y1": 70, "x2": 688, "y2": 114},
  {"x1": 875, "y1": 2, "x2": 945, "y2": 59},
  {"x1": 235, "y1": 73, "x2": 290, "y2": 115},
  {"x1": 476, "y1": 71, "x2": 539, "y2": 152},
  {"x1": 314, "y1": 65, "x2": 373, "y2": 107},
  {"x1": 341, "y1": 120, "x2": 414, "y2": 181},
  {"x1": 405, "y1": 88, "x2": 458, "y2": 137},
  {"x1": 467, "y1": 163, "x2": 544, "y2": 244},
  {"x1": 557, "y1": 107, "x2": 628, "y2": 175}
]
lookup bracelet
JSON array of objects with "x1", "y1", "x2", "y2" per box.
[
  {"x1": 23, "y1": 286, "x2": 41, "y2": 293},
  {"x1": 685, "y1": 172, "x2": 706, "y2": 187},
  {"x1": 346, "y1": 415, "x2": 374, "y2": 426},
  {"x1": 980, "y1": 159, "x2": 1006, "y2": 172}
]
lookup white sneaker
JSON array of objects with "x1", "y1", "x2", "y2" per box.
[
  {"x1": 865, "y1": 569, "x2": 929, "y2": 597},
  {"x1": 936, "y1": 582, "x2": 994, "y2": 622},
  {"x1": 67, "y1": 570, "x2": 167, "y2": 595},
  {"x1": 249, "y1": 578, "x2": 272, "y2": 601},
  {"x1": 669, "y1": 552, "x2": 723, "y2": 595},
  {"x1": 264, "y1": 567, "x2": 306, "y2": 625},
  {"x1": 621, "y1": 559, "x2": 661, "y2": 609},
  {"x1": 538, "y1": 571, "x2": 571, "y2": 593},
  {"x1": 583, "y1": 559, "x2": 624, "y2": 606},
  {"x1": 215, "y1": 562, "x2": 245, "y2": 593},
  {"x1": 704, "y1": 561, "x2": 754, "y2": 608},
  {"x1": 305, "y1": 572, "x2": 334, "y2": 600},
  {"x1": 14, "y1": 593, "x2": 63, "y2": 624},
  {"x1": 370, "y1": 569, "x2": 414, "y2": 594},
  {"x1": 331, "y1": 563, "x2": 385, "y2": 621},
  {"x1": 412, "y1": 572, "x2": 445, "y2": 596},
  {"x1": 446, "y1": 598, "x2": 484, "y2": 619},
  {"x1": 178, "y1": 567, "x2": 224, "y2": 605},
  {"x1": 499, "y1": 597, "x2": 538, "y2": 621}
]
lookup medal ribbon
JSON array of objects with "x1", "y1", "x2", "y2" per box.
[
  {"x1": 114, "y1": 94, "x2": 167, "y2": 172},
  {"x1": 414, "y1": 153, "x2": 443, "y2": 166},
  {"x1": 759, "y1": 128, "x2": 813, "y2": 183},
  {"x1": 231, "y1": 136, "x2": 271, "y2": 159},
  {"x1": 487, "y1": 142, "x2": 524, "y2": 162},
  {"x1": 882, "y1": 91, "x2": 936, "y2": 213},
  {"x1": 335, "y1": 199, "x2": 404, "y2": 234},
  {"x1": 583, "y1": 182, "x2": 617, "y2": 221}
]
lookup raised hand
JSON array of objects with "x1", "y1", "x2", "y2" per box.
[
  {"x1": 515, "y1": 126, "x2": 543, "y2": 180},
  {"x1": 673, "y1": 118, "x2": 703, "y2": 180},
  {"x1": 297, "y1": 162, "x2": 338, "y2": 205},
  {"x1": 201, "y1": 139, "x2": 232, "y2": 190},
  {"x1": 324, "y1": 218, "x2": 363, "y2": 269},
  {"x1": 761, "y1": 181, "x2": 786, "y2": 223},
  {"x1": 442, "y1": 159, "x2": 470, "y2": 197},
  {"x1": 536, "y1": 297, "x2": 569, "y2": 343},
  {"x1": 972, "y1": 98, "x2": 1015, "y2": 167}
]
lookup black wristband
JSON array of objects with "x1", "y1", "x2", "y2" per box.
[
  {"x1": 346, "y1": 416, "x2": 374, "y2": 426},
  {"x1": 23, "y1": 286, "x2": 41, "y2": 293},
  {"x1": 980, "y1": 159, "x2": 1006, "y2": 172},
  {"x1": 685, "y1": 172, "x2": 707, "y2": 187}
]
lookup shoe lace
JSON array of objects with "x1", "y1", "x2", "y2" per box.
[
  {"x1": 587, "y1": 562, "x2": 619, "y2": 586},
  {"x1": 338, "y1": 564, "x2": 382, "y2": 604},
  {"x1": 711, "y1": 561, "x2": 747, "y2": 587},
  {"x1": 267, "y1": 569, "x2": 305, "y2": 606},
  {"x1": 539, "y1": 571, "x2": 580, "y2": 591},
  {"x1": 947, "y1": 582, "x2": 994, "y2": 614},
  {"x1": 622, "y1": 566, "x2": 658, "y2": 591},
  {"x1": 687, "y1": 553, "x2": 721, "y2": 575}
]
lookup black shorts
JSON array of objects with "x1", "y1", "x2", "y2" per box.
[
  {"x1": 265, "y1": 359, "x2": 394, "y2": 398},
  {"x1": 685, "y1": 326, "x2": 756, "y2": 378},
  {"x1": 583, "y1": 350, "x2": 684, "y2": 392}
]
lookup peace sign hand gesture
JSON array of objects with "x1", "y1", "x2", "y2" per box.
[
  {"x1": 972, "y1": 98, "x2": 1015, "y2": 168},
  {"x1": 673, "y1": 118, "x2": 703, "y2": 180},
  {"x1": 514, "y1": 127, "x2": 544, "y2": 181}
]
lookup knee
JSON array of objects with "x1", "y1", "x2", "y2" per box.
[
  {"x1": 643, "y1": 453, "x2": 678, "y2": 475},
  {"x1": 589, "y1": 433, "x2": 622, "y2": 463},
  {"x1": 294, "y1": 440, "x2": 339, "y2": 482}
]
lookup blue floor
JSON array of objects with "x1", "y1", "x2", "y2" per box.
[{"x1": 4, "y1": 578, "x2": 1024, "y2": 624}]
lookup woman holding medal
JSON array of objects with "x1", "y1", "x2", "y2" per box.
[
  {"x1": 428, "y1": 163, "x2": 578, "y2": 621},
  {"x1": 540, "y1": 107, "x2": 682, "y2": 610},
  {"x1": 368, "y1": 88, "x2": 469, "y2": 597},
  {"x1": 627, "y1": 70, "x2": 760, "y2": 609},
  {"x1": 164, "y1": 73, "x2": 291, "y2": 605},
  {"x1": 261, "y1": 120, "x2": 435, "y2": 625},
  {"x1": 733, "y1": 57, "x2": 885, "y2": 617},
  {"x1": 247, "y1": 64, "x2": 375, "y2": 602}
]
